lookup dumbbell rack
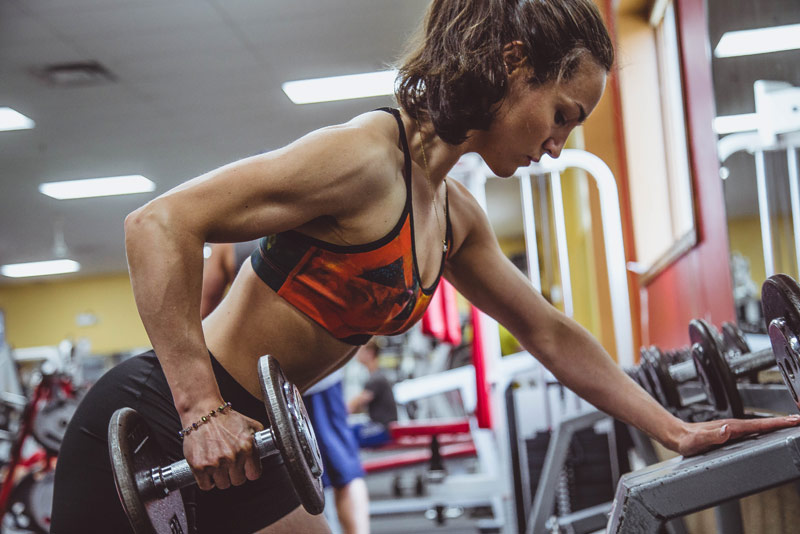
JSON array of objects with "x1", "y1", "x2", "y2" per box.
[{"x1": 608, "y1": 425, "x2": 800, "y2": 533}]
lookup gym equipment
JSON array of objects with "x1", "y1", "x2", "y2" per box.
[
  {"x1": 108, "y1": 355, "x2": 324, "y2": 534},
  {"x1": 633, "y1": 321, "x2": 776, "y2": 418},
  {"x1": 763, "y1": 273, "x2": 800, "y2": 410},
  {"x1": 689, "y1": 319, "x2": 776, "y2": 418},
  {"x1": 4, "y1": 470, "x2": 54, "y2": 534},
  {"x1": 31, "y1": 397, "x2": 78, "y2": 454},
  {"x1": 608, "y1": 425, "x2": 800, "y2": 533}
]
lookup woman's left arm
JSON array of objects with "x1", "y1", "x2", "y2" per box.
[{"x1": 443, "y1": 180, "x2": 799, "y2": 456}]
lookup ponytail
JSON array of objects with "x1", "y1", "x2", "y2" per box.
[{"x1": 395, "y1": 0, "x2": 614, "y2": 145}]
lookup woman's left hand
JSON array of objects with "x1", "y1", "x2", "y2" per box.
[{"x1": 676, "y1": 414, "x2": 800, "y2": 457}]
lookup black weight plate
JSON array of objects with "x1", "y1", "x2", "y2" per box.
[
  {"x1": 721, "y1": 322, "x2": 750, "y2": 355},
  {"x1": 108, "y1": 407, "x2": 188, "y2": 534},
  {"x1": 641, "y1": 349, "x2": 669, "y2": 407},
  {"x1": 259, "y1": 355, "x2": 325, "y2": 515},
  {"x1": 5, "y1": 470, "x2": 53, "y2": 534},
  {"x1": 689, "y1": 319, "x2": 743, "y2": 418},
  {"x1": 647, "y1": 347, "x2": 682, "y2": 410},
  {"x1": 32, "y1": 397, "x2": 78, "y2": 454},
  {"x1": 762, "y1": 274, "x2": 800, "y2": 411}
]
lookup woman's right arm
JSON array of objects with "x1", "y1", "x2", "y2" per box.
[{"x1": 124, "y1": 122, "x2": 393, "y2": 489}]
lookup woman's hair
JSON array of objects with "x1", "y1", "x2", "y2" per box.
[{"x1": 395, "y1": 0, "x2": 614, "y2": 144}]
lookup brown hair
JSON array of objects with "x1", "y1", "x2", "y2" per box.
[{"x1": 395, "y1": 0, "x2": 614, "y2": 144}]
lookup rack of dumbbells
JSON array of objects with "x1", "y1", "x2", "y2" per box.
[{"x1": 608, "y1": 273, "x2": 800, "y2": 533}]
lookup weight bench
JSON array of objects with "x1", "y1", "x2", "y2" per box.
[
  {"x1": 607, "y1": 425, "x2": 800, "y2": 533},
  {"x1": 362, "y1": 418, "x2": 476, "y2": 474}
]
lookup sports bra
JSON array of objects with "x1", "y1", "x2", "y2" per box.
[{"x1": 250, "y1": 108, "x2": 452, "y2": 345}]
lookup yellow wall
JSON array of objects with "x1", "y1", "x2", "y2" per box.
[
  {"x1": 0, "y1": 274, "x2": 149, "y2": 354},
  {"x1": 728, "y1": 215, "x2": 799, "y2": 296}
]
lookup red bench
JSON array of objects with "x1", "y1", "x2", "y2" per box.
[{"x1": 362, "y1": 417, "x2": 476, "y2": 473}]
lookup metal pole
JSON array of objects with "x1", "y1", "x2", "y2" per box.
[
  {"x1": 519, "y1": 170, "x2": 542, "y2": 291},
  {"x1": 550, "y1": 171, "x2": 574, "y2": 318},
  {"x1": 755, "y1": 150, "x2": 775, "y2": 277},
  {"x1": 787, "y1": 148, "x2": 800, "y2": 276}
]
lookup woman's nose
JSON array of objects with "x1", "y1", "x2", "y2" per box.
[{"x1": 543, "y1": 137, "x2": 565, "y2": 159}]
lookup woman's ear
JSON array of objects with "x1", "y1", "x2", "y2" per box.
[{"x1": 502, "y1": 41, "x2": 528, "y2": 76}]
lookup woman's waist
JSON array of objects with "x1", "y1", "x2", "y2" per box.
[{"x1": 203, "y1": 288, "x2": 355, "y2": 393}]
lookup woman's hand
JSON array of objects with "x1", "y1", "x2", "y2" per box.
[
  {"x1": 675, "y1": 414, "x2": 800, "y2": 457},
  {"x1": 182, "y1": 408, "x2": 264, "y2": 490}
]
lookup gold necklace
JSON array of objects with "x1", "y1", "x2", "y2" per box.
[{"x1": 416, "y1": 116, "x2": 448, "y2": 254}]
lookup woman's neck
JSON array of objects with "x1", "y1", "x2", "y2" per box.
[{"x1": 401, "y1": 110, "x2": 470, "y2": 188}]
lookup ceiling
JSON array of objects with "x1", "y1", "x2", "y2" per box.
[
  {"x1": 0, "y1": 0, "x2": 442, "y2": 284},
  {"x1": 708, "y1": 0, "x2": 800, "y2": 218},
  {"x1": 3, "y1": 0, "x2": 797, "y2": 286}
]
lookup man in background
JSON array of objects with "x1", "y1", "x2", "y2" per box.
[{"x1": 348, "y1": 340, "x2": 397, "y2": 448}]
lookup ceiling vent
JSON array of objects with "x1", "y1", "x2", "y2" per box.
[{"x1": 33, "y1": 61, "x2": 116, "y2": 87}]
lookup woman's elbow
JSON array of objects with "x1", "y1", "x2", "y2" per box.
[{"x1": 124, "y1": 200, "x2": 170, "y2": 250}]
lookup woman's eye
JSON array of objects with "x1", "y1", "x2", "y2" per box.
[{"x1": 555, "y1": 111, "x2": 566, "y2": 126}]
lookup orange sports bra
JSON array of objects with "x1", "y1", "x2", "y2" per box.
[{"x1": 250, "y1": 108, "x2": 452, "y2": 345}]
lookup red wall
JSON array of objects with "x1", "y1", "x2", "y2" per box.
[{"x1": 638, "y1": 0, "x2": 735, "y2": 350}]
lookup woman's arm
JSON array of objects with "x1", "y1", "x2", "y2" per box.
[
  {"x1": 124, "y1": 123, "x2": 394, "y2": 488},
  {"x1": 443, "y1": 181, "x2": 799, "y2": 456}
]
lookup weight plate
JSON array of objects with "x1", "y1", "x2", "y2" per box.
[
  {"x1": 5, "y1": 469, "x2": 54, "y2": 534},
  {"x1": 32, "y1": 397, "x2": 78, "y2": 454},
  {"x1": 647, "y1": 347, "x2": 682, "y2": 410},
  {"x1": 689, "y1": 319, "x2": 743, "y2": 418},
  {"x1": 259, "y1": 355, "x2": 325, "y2": 515},
  {"x1": 721, "y1": 322, "x2": 750, "y2": 356},
  {"x1": 762, "y1": 274, "x2": 800, "y2": 412},
  {"x1": 641, "y1": 348, "x2": 669, "y2": 407},
  {"x1": 108, "y1": 407, "x2": 189, "y2": 534}
]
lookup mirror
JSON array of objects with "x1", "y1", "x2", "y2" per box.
[{"x1": 708, "y1": 0, "x2": 800, "y2": 333}]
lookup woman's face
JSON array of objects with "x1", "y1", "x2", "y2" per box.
[{"x1": 472, "y1": 53, "x2": 607, "y2": 178}]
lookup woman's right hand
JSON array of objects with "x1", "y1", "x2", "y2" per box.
[{"x1": 181, "y1": 407, "x2": 264, "y2": 490}]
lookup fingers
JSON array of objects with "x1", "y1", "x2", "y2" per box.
[{"x1": 186, "y1": 412, "x2": 264, "y2": 491}]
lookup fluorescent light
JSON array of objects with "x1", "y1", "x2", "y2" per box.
[
  {"x1": 0, "y1": 107, "x2": 35, "y2": 131},
  {"x1": 282, "y1": 70, "x2": 398, "y2": 104},
  {"x1": 39, "y1": 175, "x2": 155, "y2": 200},
  {"x1": 713, "y1": 113, "x2": 757, "y2": 134},
  {"x1": 715, "y1": 23, "x2": 800, "y2": 58},
  {"x1": 1, "y1": 259, "x2": 80, "y2": 278}
]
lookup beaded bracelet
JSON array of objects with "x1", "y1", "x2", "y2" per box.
[{"x1": 178, "y1": 401, "x2": 232, "y2": 440}]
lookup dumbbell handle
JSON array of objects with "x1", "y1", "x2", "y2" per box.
[
  {"x1": 137, "y1": 427, "x2": 279, "y2": 498},
  {"x1": 668, "y1": 347, "x2": 775, "y2": 384}
]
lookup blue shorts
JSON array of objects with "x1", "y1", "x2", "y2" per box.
[
  {"x1": 303, "y1": 381, "x2": 365, "y2": 488},
  {"x1": 351, "y1": 421, "x2": 392, "y2": 448}
]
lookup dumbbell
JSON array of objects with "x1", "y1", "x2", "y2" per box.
[
  {"x1": 636, "y1": 321, "x2": 776, "y2": 418},
  {"x1": 108, "y1": 355, "x2": 324, "y2": 534},
  {"x1": 763, "y1": 274, "x2": 800, "y2": 411},
  {"x1": 689, "y1": 318, "x2": 776, "y2": 418}
]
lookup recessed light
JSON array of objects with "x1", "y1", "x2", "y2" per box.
[
  {"x1": 715, "y1": 23, "x2": 800, "y2": 58},
  {"x1": 1, "y1": 259, "x2": 80, "y2": 278},
  {"x1": 0, "y1": 107, "x2": 35, "y2": 132},
  {"x1": 282, "y1": 70, "x2": 398, "y2": 104},
  {"x1": 39, "y1": 175, "x2": 155, "y2": 200}
]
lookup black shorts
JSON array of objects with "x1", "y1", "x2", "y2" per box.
[{"x1": 50, "y1": 351, "x2": 301, "y2": 534}]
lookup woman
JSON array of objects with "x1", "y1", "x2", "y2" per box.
[{"x1": 51, "y1": 0, "x2": 800, "y2": 532}]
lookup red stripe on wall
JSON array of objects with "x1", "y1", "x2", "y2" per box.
[{"x1": 641, "y1": 0, "x2": 735, "y2": 349}]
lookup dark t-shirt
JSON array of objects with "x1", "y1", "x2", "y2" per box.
[{"x1": 364, "y1": 372, "x2": 398, "y2": 426}]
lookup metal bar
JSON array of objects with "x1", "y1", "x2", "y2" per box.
[
  {"x1": 607, "y1": 426, "x2": 800, "y2": 533},
  {"x1": 550, "y1": 170, "x2": 574, "y2": 318},
  {"x1": 788, "y1": 148, "x2": 800, "y2": 275},
  {"x1": 506, "y1": 386, "x2": 530, "y2": 534},
  {"x1": 526, "y1": 410, "x2": 609, "y2": 534},
  {"x1": 519, "y1": 170, "x2": 542, "y2": 292},
  {"x1": 755, "y1": 150, "x2": 775, "y2": 277}
]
